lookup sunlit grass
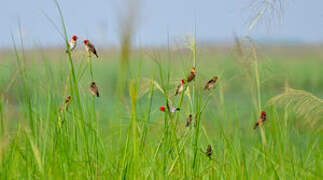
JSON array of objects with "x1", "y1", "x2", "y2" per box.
[{"x1": 0, "y1": 1, "x2": 322, "y2": 179}]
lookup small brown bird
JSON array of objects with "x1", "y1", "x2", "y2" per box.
[
  {"x1": 66, "y1": 35, "x2": 78, "y2": 53},
  {"x1": 187, "y1": 67, "x2": 196, "y2": 82},
  {"x1": 254, "y1": 111, "x2": 267, "y2": 129},
  {"x1": 204, "y1": 76, "x2": 218, "y2": 90},
  {"x1": 59, "y1": 96, "x2": 72, "y2": 112},
  {"x1": 90, "y1": 82, "x2": 100, "y2": 97},
  {"x1": 194, "y1": 113, "x2": 198, "y2": 127},
  {"x1": 186, "y1": 114, "x2": 192, "y2": 127},
  {"x1": 175, "y1": 79, "x2": 185, "y2": 96},
  {"x1": 84, "y1": 40, "x2": 99, "y2": 58},
  {"x1": 206, "y1": 145, "x2": 213, "y2": 159}
]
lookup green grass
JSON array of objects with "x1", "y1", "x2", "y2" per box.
[
  {"x1": 0, "y1": 4, "x2": 322, "y2": 178},
  {"x1": 0, "y1": 42, "x2": 322, "y2": 179}
]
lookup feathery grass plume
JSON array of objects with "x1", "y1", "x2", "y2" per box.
[
  {"x1": 115, "y1": 0, "x2": 140, "y2": 102},
  {"x1": 268, "y1": 87, "x2": 323, "y2": 132},
  {"x1": 113, "y1": 1, "x2": 139, "y2": 163},
  {"x1": 244, "y1": 0, "x2": 285, "y2": 36},
  {"x1": 113, "y1": 1, "x2": 141, "y2": 178},
  {"x1": 128, "y1": 79, "x2": 139, "y2": 156},
  {"x1": 136, "y1": 77, "x2": 165, "y2": 99},
  {"x1": 173, "y1": 35, "x2": 197, "y2": 67},
  {"x1": 232, "y1": 36, "x2": 267, "y2": 145}
]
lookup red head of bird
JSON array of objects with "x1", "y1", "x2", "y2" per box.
[
  {"x1": 84, "y1": 40, "x2": 89, "y2": 45},
  {"x1": 261, "y1": 111, "x2": 266, "y2": 116},
  {"x1": 181, "y1": 79, "x2": 185, "y2": 84},
  {"x1": 160, "y1": 106, "x2": 166, "y2": 112},
  {"x1": 72, "y1": 35, "x2": 78, "y2": 41}
]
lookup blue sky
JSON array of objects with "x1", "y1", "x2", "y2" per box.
[{"x1": 1, "y1": 0, "x2": 323, "y2": 48}]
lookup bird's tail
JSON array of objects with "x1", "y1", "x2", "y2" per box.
[{"x1": 253, "y1": 122, "x2": 259, "y2": 130}]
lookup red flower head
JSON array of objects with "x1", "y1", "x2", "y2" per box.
[
  {"x1": 160, "y1": 106, "x2": 166, "y2": 112},
  {"x1": 84, "y1": 40, "x2": 89, "y2": 45},
  {"x1": 181, "y1": 79, "x2": 185, "y2": 84},
  {"x1": 72, "y1": 35, "x2": 78, "y2": 41}
]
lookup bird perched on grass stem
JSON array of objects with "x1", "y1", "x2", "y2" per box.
[
  {"x1": 206, "y1": 145, "x2": 213, "y2": 159},
  {"x1": 59, "y1": 96, "x2": 72, "y2": 112},
  {"x1": 254, "y1": 110, "x2": 267, "y2": 129},
  {"x1": 175, "y1": 79, "x2": 185, "y2": 96},
  {"x1": 186, "y1": 114, "x2": 192, "y2": 127},
  {"x1": 160, "y1": 104, "x2": 180, "y2": 114},
  {"x1": 84, "y1": 40, "x2": 99, "y2": 58},
  {"x1": 90, "y1": 82, "x2": 100, "y2": 97},
  {"x1": 204, "y1": 76, "x2": 218, "y2": 90},
  {"x1": 187, "y1": 67, "x2": 196, "y2": 82},
  {"x1": 66, "y1": 35, "x2": 78, "y2": 53}
]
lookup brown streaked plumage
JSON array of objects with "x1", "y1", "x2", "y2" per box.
[
  {"x1": 59, "y1": 96, "x2": 72, "y2": 112},
  {"x1": 90, "y1": 82, "x2": 100, "y2": 97},
  {"x1": 186, "y1": 114, "x2": 192, "y2": 127},
  {"x1": 206, "y1": 145, "x2": 213, "y2": 159},
  {"x1": 204, "y1": 76, "x2": 218, "y2": 90},
  {"x1": 84, "y1": 40, "x2": 99, "y2": 58},
  {"x1": 187, "y1": 67, "x2": 196, "y2": 82},
  {"x1": 175, "y1": 79, "x2": 185, "y2": 96},
  {"x1": 254, "y1": 111, "x2": 266, "y2": 129}
]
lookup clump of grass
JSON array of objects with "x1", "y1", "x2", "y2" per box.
[{"x1": 0, "y1": 0, "x2": 322, "y2": 179}]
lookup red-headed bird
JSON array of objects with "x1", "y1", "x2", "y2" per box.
[
  {"x1": 90, "y1": 82, "x2": 100, "y2": 97},
  {"x1": 160, "y1": 104, "x2": 180, "y2": 114},
  {"x1": 66, "y1": 35, "x2": 78, "y2": 53},
  {"x1": 187, "y1": 67, "x2": 196, "y2": 82},
  {"x1": 204, "y1": 76, "x2": 218, "y2": 90},
  {"x1": 84, "y1": 40, "x2": 99, "y2": 58},
  {"x1": 254, "y1": 110, "x2": 267, "y2": 129},
  {"x1": 175, "y1": 79, "x2": 185, "y2": 96}
]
